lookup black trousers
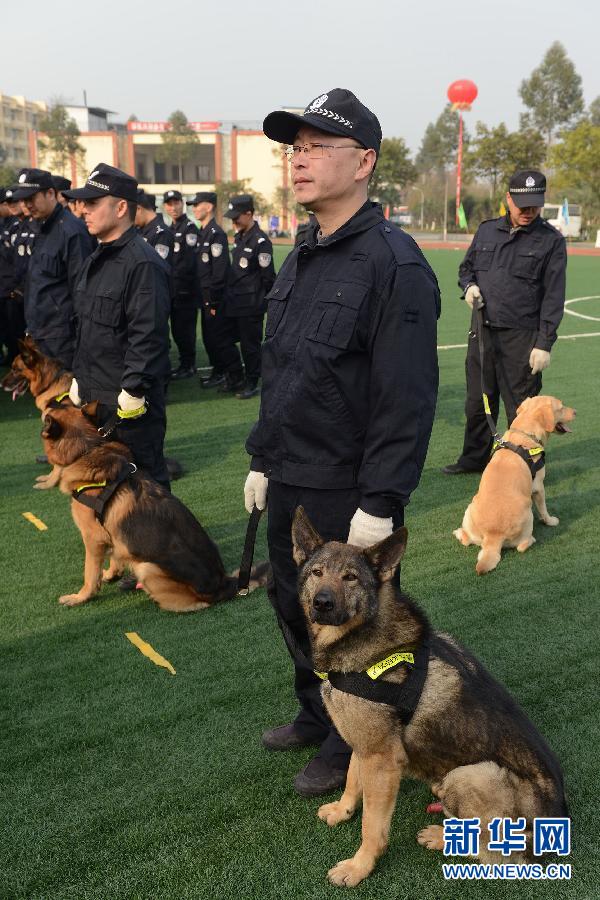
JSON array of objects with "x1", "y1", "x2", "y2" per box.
[
  {"x1": 5, "y1": 298, "x2": 25, "y2": 364},
  {"x1": 458, "y1": 326, "x2": 542, "y2": 470},
  {"x1": 97, "y1": 398, "x2": 170, "y2": 490},
  {"x1": 229, "y1": 314, "x2": 263, "y2": 385},
  {"x1": 267, "y1": 480, "x2": 403, "y2": 769},
  {"x1": 35, "y1": 334, "x2": 75, "y2": 370},
  {"x1": 201, "y1": 304, "x2": 242, "y2": 376},
  {"x1": 171, "y1": 301, "x2": 197, "y2": 370}
]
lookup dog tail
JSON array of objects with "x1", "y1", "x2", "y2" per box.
[{"x1": 476, "y1": 535, "x2": 503, "y2": 575}]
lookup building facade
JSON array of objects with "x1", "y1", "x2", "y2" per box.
[{"x1": 0, "y1": 93, "x2": 47, "y2": 169}]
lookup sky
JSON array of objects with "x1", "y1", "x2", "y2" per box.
[{"x1": 3, "y1": 0, "x2": 599, "y2": 152}]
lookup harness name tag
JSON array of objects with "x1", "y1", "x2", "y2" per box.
[{"x1": 366, "y1": 652, "x2": 414, "y2": 680}]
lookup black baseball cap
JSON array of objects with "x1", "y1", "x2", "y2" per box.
[
  {"x1": 52, "y1": 175, "x2": 72, "y2": 193},
  {"x1": 263, "y1": 89, "x2": 382, "y2": 155},
  {"x1": 5, "y1": 188, "x2": 18, "y2": 203},
  {"x1": 187, "y1": 191, "x2": 217, "y2": 206},
  {"x1": 224, "y1": 194, "x2": 254, "y2": 219},
  {"x1": 508, "y1": 170, "x2": 546, "y2": 208},
  {"x1": 13, "y1": 168, "x2": 54, "y2": 199},
  {"x1": 163, "y1": 189, "x2": 183, "y2": 202},
  {"x1": 0, "y1": 188, "x2": 6, "y2": 203},
  {"x1": 137, "y1": 189, "x2": 156, "y2": 211},
  {"x1": 66, "y1": 163, "x2": 138, "y2": 201}
]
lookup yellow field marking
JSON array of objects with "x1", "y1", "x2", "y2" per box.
[
  {"x1": 125, "y1": 632, "x2": 176, "y2": 675},
  {"x1": 22, "y1": 512, "x2": 48, "y2": 531}
]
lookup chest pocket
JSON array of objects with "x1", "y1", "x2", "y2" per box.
[
  {"x1": 265, "y1": 280, "x2": 293, "y2": 336},
  {"x1": 306, "y1": 281, "x2": 369, "y2": 350},
  {"x1": 473, "y1": 245, "x2": 495, "y2": 271},
  {"x1": 514, "y1": 249, "x2": 544, "y2": 281},
  {"x1": 39, "y1": 252, "x2": 61, "y2": 278},
  {"x1": 90, "y1": 290, "x2": 123, "y2": 329}
]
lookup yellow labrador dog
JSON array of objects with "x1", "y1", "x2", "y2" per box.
[{"x1": 454, "y1": 396, "x2": 576, "y2": 574}]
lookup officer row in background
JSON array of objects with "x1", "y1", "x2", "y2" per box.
[{"x1": 134, "y1": 189, "x2": 275, "y2": 400}]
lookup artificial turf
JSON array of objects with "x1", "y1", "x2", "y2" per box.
[{"x1": 0, "y1": 248, "x2": 598, "y2": 899}]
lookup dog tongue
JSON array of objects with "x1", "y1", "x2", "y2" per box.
[
  {"x1": 12, "y1": 388, "x2": 18, "y2": 401},
  {"x1": 426, "y1": 801, "x2": 444, "y2": 814}
]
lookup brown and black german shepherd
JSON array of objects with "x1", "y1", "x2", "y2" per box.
[
  {"x1": 2, "y1": 336, "x2": 73, "y2": 490},
  {"x1": 292, "y1": 508, "x2": 567, "y2": 887},
  {"x1": 41, "y1": 401, "x2": 242, "y2": 612}
]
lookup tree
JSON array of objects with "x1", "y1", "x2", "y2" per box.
[
  {"x1": 589, "y1": 96, "x2": 600, "y2": 127},
  {"x1": 519, "y1": 42, "x2": 584, "y2": 145},
  {"x1": 549, "y1": 121, "x2": 600, "y2": 222},
  {"x1": 369, "y1": 137, "x2": 417, "y2": 209},
  {"x1": 465, "y1": 122, "x2": 546, "y2": 198},
  {"x1": 37, "y1": 103, "x2": 85, "y2": 175},
  {"x1": 155, "y1": 110, "x2": 199, "y2": 189},
  {"x1": 416, "y1": 105, "x2": 466, "y2": 173},
  {"x1": 0, "y1": 163, "x2": 17, "y2": 187}
]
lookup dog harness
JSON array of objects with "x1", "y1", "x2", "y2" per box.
[
  {"x1": 490, "y1": 432, "x2": 545, "y2": 479},
  {"x1": 315, "y1": 638, "x2": 430, "y2": 725},
  {"x1": 46, "y1": 391, "x2": 71, "y2": 409},
  {"x1": 72, "y1": 462, "x2": 137, "y2": 524}
]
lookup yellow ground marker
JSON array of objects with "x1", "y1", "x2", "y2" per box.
[
  {"x1": 22, "y1": 512, "x2": 48, "y2": 531},
  {"x1": 125, "y1": 632, "x2": 176, "y2": 675}
]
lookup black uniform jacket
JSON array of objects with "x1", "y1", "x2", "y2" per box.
[
  {"x1": 139, "y1": 215, "x2": 174, "y2": 269},
  {"x1": 246, "y1": 202, "x2": 440, "y2": 516},
  {"x1": 169, "y1": 214, "x2": 199, "y2": 300},
  {"x1": 0, "y1": 215, "x2": 18, "y2": 298},
  {"x1": 72, "y1": 226, "x2": 171, "y2": 406},
  {"x1": 458, "y1": 214, "x2": 566, "y2": 351},
  {"x1": 24, "y1": 204, "x2": 94, "y2": 342},
  {"x1": 12, "y1": 217, "x2": 36, "y2": 298},
  {"x1": 227, "y1": 222, "x2": 275, "y2": 317},
  {"x1": 196, "y1": 217, "x2": 230, "y2": 308}
]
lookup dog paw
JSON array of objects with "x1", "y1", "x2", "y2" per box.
[
  {"x1": 327, "y1": 859, "x2": 370, "y2": 888},
  {"x1": 417, "y1": 825, "x2": 444, "y2": 851},
  {"x1": 318, "y1": 801, "x2": 354, "y2": 827},
  {"x1": 58, "y1": 593, "x2": 91, "y2": 606},
  {"x1": 544, "y1": 515, "x2": 559, "y2": 527}
]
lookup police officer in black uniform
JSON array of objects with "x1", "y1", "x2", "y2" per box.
[
  {"x1": 163, "y1": 189, "x2": 199, "y2": 379},
  {"x1": 443, "y1": 170, "x2": 567, "y2": 474},
  {"x1": 12, "y1": 168, "x2": 95, "y2": 368},
  {"x1": 1, "y1": 189, "x2": 30, "y2": 361},
  {"x1": 224, "y1": 195, "x2": 275, "y2": 399},
  {"x1": 244, "y1": 89, "x2": 440, "y2": 796},
  {"x1": 135, "y1": 190, "x2": 174, "y2": 267},
  {"x1": 187, "y1": 191, "x2": 239, "y2": 388},
  {"x1": 67, "y1": 164, "x2": 171, "y2": 488},
  {"x1": 51, "y1": 175, "x2": 72, "y2": 207}
]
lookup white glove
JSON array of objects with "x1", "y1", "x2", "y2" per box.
[
  {"x1": 117, "y1": 389, "x2": 146, "y2": 418},
  {"x1": 244, "y1": 471, "x2": 268, "y2": 514},
  {"x1": 529, "y1": 348, "x2": 551, "y2": 375},
  {"x1": 465, "y1": 285, "x2": 484, "y2": 310},
  {"x1": 69, "y1": 377, "x2": 81, "y2": 407},
  {"x1": 347, "y1": 509, "x2": 393, "y2": 548}
]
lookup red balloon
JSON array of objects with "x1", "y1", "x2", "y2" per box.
[{"x1": 447, "y1": 79, "x2": 478, "y2": 107}]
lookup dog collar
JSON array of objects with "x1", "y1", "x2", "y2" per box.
[{"x1": 72, "y1": 462, "x2": 137, "y2": 523}]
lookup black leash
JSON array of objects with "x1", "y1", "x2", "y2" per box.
[{"x1": 237, "y1": 505, "x2": 264, "y2": 595}]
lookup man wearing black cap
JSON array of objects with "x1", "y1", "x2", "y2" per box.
[
  {"x1": 67, "y1": 163, "x2": 171, "y2": 488},
  {"x1": 51, "y1": 175, "x2": 72, "y2": 208},
  {"x1": 443, "y1": 169, "x2": 567, "y2": 475},
  {"x1": 135, "y1": 190, "x2": 174, "y2": 266},
  {"x1": 224, "y1": 195, "x2": 275, "y2": 398},
  {"x1": 188, "y1": 191, "x2": 238, "y2": 388},
  {"x1": 244, "y1": 89, "x2": 440, "y2": 797},
  {"x1": 163, "y1": 189, "x2": 199, "y2": 379},
  {"x1": 13, "y1": 168, "x2": 95, "y2": 367}
]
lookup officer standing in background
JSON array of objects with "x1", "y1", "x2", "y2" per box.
[
  {"x1": 224, "y1": 195, "x2": 275, "y2": 399},
  {"x1": 163, "y1": 189, "x2": 199, "y2": 379},
  {"x1": 2, "y1": 189, "x2": 30, "y2": 359},
  {"x1": 187, "y1": 191, "x2": 239, "y2": 389},
  {"x1": 244, "y1": 89, "x2": 440, "y2": 796},
  {"x1": 13, "y1": 168, "x2": 95, "y2": 367},
  {"x1": 443, "y1": 169, "x2": 567, "y2": 475},
  {"x1": 51, "y1": 176, "x2": 72, "y2": 208},
  {"x1": 67, "y1": 164, "x2": 171, "y2": 488},
  {"x1": 135, "y1": 190, "x2": 174, "y2": 267}
]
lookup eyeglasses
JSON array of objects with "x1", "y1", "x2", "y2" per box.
[{"x1": 283, "y1": 143, "x2": 362, "y2": 161}]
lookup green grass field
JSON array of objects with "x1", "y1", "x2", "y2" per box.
[{"x1": 1, "y1": 248, "x2": 598, "y2": 899}]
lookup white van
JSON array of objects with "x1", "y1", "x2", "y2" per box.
[{"x1": 542, "y1": 202, "x2": 582, "y2": 239}]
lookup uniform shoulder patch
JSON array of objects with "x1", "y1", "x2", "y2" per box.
[
  {"x1": 155, "y1": 244, "x2": 170, "y2": 260},
  {"x1": 186, "y1": 233, "x2": 198, "y2": 247},
  {"x1": 258, "y1": 252, "x2": 272, "y2": 268},
  {"x1": 211, "y1": 243, "x2": 223, "y2": 257}
]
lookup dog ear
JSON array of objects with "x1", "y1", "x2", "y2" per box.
[
  {"x1": 516, "y1": 396, "x2": 533, "y2": 416},
  {"x1": 41, "y1": 414, "x2": 62, "y2": 440},
  {"x1": 81, "y1": 400, "x2": 99, "y2": 422},
  {"x1": 364, "y1": 527, "x2": 408, "y2": 582},
  {"x1": 292, "y1": 506, "x2": 324, "y2": 566},
  {"x1": 538, "y1": 398, "x2": 558, "y2": 433}
]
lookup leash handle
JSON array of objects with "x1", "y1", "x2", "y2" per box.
[{"x1": 237, "y1": 505, "x2": 263, "y2": 595}]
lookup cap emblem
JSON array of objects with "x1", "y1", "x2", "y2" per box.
[
  {"x1": 307, "y1": 93, "x2": 328, "y2": 111},
  {"x1": 525, "y1": 176, "x2": 535, "y2": 188},
  {"x1": 18, "y1": 173, "x2": 27, "y2": 183},
  {"x1": 90, "y1": 170, "x2": 100, "y2": 179}
]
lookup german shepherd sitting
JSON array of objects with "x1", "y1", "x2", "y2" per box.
[
  {"x1": 292, "y1": 508, "x2": 567, "y2": 888},
  {"x1": 42, "y1": 402, "x2": 238, "y2": 612},
  {"x1": 2, "y1": 335, "x2": 73, "y2": 490}
]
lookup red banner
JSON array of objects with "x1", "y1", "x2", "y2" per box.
[{"x1": 127, "y1": 121, "x2": 221, "y2": 133}]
